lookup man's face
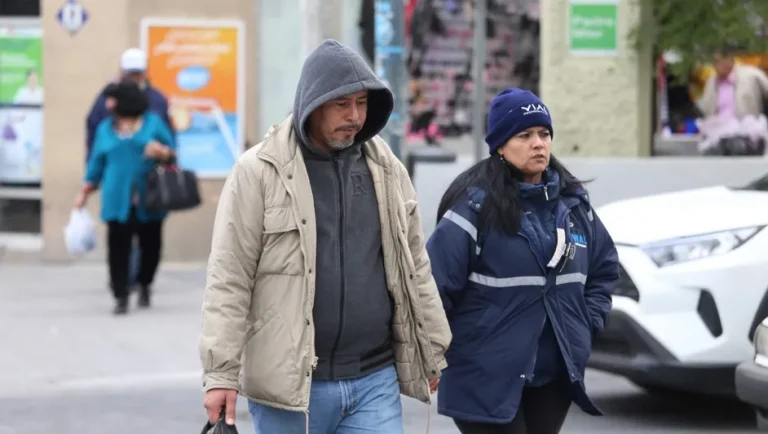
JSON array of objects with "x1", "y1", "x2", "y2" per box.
[
  {"x1": 122, "y1": 71, "x2": 146, "y2": 85},
  {"x1": 714, "y1": 53, "x2": 735, "y2": 79},
  {"x1": 308, "y1": 90, "x2": 368, "y2": 152}
]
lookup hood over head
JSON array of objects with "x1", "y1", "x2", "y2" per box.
[{"x1": 292, "y1": 39, "x2": 394, "y2": 151}]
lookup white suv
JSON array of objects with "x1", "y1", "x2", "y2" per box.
[{"x1": 588, "y1": 173, "x2": 768, "y2": 395}]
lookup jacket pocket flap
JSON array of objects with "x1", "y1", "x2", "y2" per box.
[
  {"x1": 263, "y1": 206, "x2": 298, "y2": 234},
  {"x1": 404, "y1": 199, "x2": 417, "y2": 216}
]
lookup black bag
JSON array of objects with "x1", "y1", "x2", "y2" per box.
[
  {"x1": 200, "y1": 411, "x2": 239, "y2": 434},
  {"x1": 145, "y1": 164, "x2": 201, "y2": 212}
]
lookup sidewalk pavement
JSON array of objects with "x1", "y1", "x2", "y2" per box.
[
  {"x1": 0, "y1": 262, "x2": 208, "y2": 398},
  {"x1": 0, "y1": 261, "x2": 457, "y2": 433},
  {"x1": 1, "y1": 262, "x2": 752, "y2": 434}
]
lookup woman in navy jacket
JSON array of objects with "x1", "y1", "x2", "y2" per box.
[{"x1": 427, "y1": 88, "x2": 619, "y2": 434}]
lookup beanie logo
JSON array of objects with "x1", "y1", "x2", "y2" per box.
[{"x1": 520, "y1": 104, "x2": 548, "y2": 116}]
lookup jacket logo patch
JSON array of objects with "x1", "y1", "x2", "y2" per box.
[
  {"x1": 351, "y1": 172, "x2": 370, "y2": 196},
  {"x1": 571, "y1": 232, "x2": 587, "y2": 247}
]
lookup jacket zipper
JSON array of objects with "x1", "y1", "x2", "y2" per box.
[
  {"x1": 523, "y1": 202, "x2": 576, "y2": 382},
  {"x1": 329, "y1": 156, "x2": 346, "y2": 379},
  {"x1": 527, "y1": 188, "x2": 551, "y2": 381},
  {"x1": 518, "y1": 231, "x2": 546, "y2": 274}
]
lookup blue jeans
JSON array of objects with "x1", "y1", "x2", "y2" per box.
[{"x1": 248, "y1": 365, "x2": 403, "y2": 434}]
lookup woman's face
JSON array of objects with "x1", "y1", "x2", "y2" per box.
[{"x1": 497, "y1": 126, "x2": 551, "y2": 177}]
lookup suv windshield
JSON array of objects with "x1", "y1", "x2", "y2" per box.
[{"x1": 744, "y1": 172, "x2": 768, "y2": 191}]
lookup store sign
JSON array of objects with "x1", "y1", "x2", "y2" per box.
[
  {"x1": 140, "y1": 18, "x2": 245, "y2": 178},
  {"x1": 56, "y1": 0, "x2": 89, "y2": 35},
  {"x1": 405, "y1": 0, "x2": 541, "y2": 141},
  {"x1": 568, "y1": 0, "x2": 618, "y2": 56},
  {"x1": 0, "y1": 25, "x2": 43, "y2": 184}
]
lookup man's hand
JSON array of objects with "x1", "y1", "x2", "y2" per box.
[
  {"x1": 429, "y1": 378, "x2": 439, "y2": 394},
  {"x1": 204, "y1": 388, "x2": 238, "y2": 425}
]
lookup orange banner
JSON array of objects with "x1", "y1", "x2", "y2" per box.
[
  {"x1": 144, "y1": 24, "x2": 238, "y2": 112},
  {"x1": 141, "y1": 19, "x2": 244, "y2": 177}
]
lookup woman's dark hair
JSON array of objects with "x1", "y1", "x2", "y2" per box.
[
  {"x1": 436, "y1": 154, "x2": 585, "y2": 237},
  {"x1": 103, "y1": 83, "x2": 120, "y2": 99},
  {"x1": 110, "y1": 80, "x2": 149, "y2": 118}
]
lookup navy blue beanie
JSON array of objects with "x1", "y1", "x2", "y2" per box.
[{"x1": 485, "y1": 88, "x2": 553, "y2": 155}]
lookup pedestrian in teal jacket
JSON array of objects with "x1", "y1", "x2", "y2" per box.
[{"x1": 74, "y1": 81, "x2": 177, "y2": 315}]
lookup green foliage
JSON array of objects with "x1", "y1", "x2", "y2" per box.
[{"x1": 628, "y1": 0, "x2": 768, "y2": 79}]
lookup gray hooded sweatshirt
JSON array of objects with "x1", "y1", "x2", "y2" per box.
[{"x1": 293, "y1": 40, "x2": 395, "y2": 380}]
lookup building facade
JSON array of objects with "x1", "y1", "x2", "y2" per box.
[
  {"x1": 0, "y1": 0, "x2": 652, "y2": 262},
  {"x1": 540, "y1": 0, "x2": 653, "y2": 156}
]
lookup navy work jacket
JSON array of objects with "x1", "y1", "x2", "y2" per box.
[{"x1": 426, "y1": 185, "x2": 619, "y2": 423}]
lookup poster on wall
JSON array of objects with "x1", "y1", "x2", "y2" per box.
[
  {"x1": 0, "y1": 24, "x2": 43, "y2": 185},
  {"x1": 140, "y1": 18, "x2": 245, "y2": 178}
]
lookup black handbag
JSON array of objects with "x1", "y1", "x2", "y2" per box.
[{"x1": 145, "y1": 164, "x2": 201, "y2": 212}]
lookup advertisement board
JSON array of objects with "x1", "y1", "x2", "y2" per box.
[
  {"x1": 0, "y1": 23, "x2": 43, "y2": 185},
  {"x1": 141, "y1": 18, "x2": 245, "y2": 178}
]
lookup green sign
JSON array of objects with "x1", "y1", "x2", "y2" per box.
[
  {"x1": 569, "y1": 1, "x2": 618, "y2": 55},
  {"x1": 0, "y1": 29, "x2": 43, "y2": 105},
  {"x1": 0, "y1": 26, "x2": 43, "y2": 184}
]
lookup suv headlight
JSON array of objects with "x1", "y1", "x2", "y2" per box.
[
  {"x1": 641, "y1": 226, "x2": 764, "y2": 267},
  {"x1": 755, "y1": 319, "x2": 768, "y2": 368}
]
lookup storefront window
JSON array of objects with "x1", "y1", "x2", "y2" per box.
[
  {"x1": 403, "y1": 0, "x2": 540, "y2": 146},
  {"x1": 0, "y1": 14, "x2": 42, "y2": 237},
  {"x1": 654, "y1": 50, "x2": 768, "y2": 157},
  {"x1": 0, "y1": 0, "x2": 40, "y2": 17},
  {"x1": 0, "y1": 198, "x2": 40, "y2": 233}
]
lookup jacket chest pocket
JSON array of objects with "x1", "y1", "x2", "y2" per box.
[
  {"x1": 560, "y1": 219, "x2": 591, "y2": 287},
  {"x1": 258, "y1": 205, "x2": 304, "y2": 276}
]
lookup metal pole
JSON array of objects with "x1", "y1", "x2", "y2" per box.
[
  {"x1": 374, "y1": 0, "x2": 405, "y2": 160},
  {"x1": 471, "y1": 0, "x2": 487, "y2": 163}
]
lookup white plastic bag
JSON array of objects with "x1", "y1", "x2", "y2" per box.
[{"x1": 64, "y1": 209, "x2": 97, "y2": 255}]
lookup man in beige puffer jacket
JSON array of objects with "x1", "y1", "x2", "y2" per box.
[{"x1": 199, "y1": 39, "x2": 452, "y2": 433}]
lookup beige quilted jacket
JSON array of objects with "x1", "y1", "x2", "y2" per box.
[{"x1": 199, "y1": 115, "x2": 452, "y2": 412}]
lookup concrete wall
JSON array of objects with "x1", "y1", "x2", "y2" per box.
[
  {"x1": 40, "y1": 0, "x2": 258, "y2": 262},
  {"x1": 539, "y1": 0, "x2": 653, "y2": 157}
]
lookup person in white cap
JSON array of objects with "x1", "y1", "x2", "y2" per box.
[
  {"x1": 118, "y1": 48, "x2": 148, "y2": 85},
  {"x1": 84, "y1": 47, "x2": 176, "y2": 297},
  {"x1": 85, "y1": 48, "x2": 174, "y2": 160}
]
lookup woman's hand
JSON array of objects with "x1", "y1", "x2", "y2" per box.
[
  {"x1": 144, "y1": 140, "x2": 173, "y2": 162},
  {"x1": 73, "y1": 192, "x2": 87, "y2": 209},
  {"x1": 74, "y1": 184, "x2": 95, "y2": 209}
]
